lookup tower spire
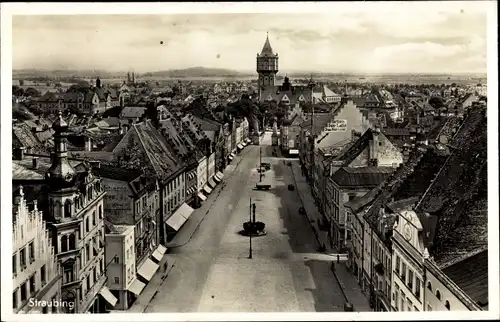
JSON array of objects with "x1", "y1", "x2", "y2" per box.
[{"x1": 260, "y1": 32, "x2": 274, "y2": 56}]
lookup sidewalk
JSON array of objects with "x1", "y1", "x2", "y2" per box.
[
  {"x1": 289, "y1": 161, "x2": 335, "y2": 254},
  {"x1": 331, "y1": 262, "x2": 373, "y2": 312},
  {"x1": 129, "y1": 255, "x2": 176, "y2": 312}
]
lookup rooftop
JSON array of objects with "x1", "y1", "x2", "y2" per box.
[
  {"x1": 416, "y1": 107, "x2": 487, "y2": 267},
  {"x1": 331, "y1": 166, "x2": 394, "y2": 188},
  {"x1": 442, "y1": 250, "x2": 488, "y2": 309}
]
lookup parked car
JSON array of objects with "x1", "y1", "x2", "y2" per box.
[{"x1": 287, "y1": 184, "x2": 295, "y2": 191}]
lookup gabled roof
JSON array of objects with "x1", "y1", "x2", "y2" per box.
[
  {"x1": 115, "y1": 121, "x2": 184, "y2": 181},
  {"x1": 12, "y1": 123, "x2": 45, "y2": 152},
  {"x1": 416, "y1": 108, "x2": 487, "y2": 267},
  {"x1": 331, "y1": 166, "x2": 394, "y2": 187}
]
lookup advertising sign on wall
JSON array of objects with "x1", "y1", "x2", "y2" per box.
[{"x1": 324, "y1": 119, "x2": 348, "y2": 132}]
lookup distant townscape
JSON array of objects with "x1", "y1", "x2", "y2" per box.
[{"x1": 11, "y1": 33, "x2": 488, "y2": 315}]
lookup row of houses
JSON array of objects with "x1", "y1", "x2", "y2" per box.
[
  {"x1": 12, "y1": 110, "x2": 251, "y2": 313},
  {"x1": 292, "y1": 96, "x2": 488, "y2": 311}
]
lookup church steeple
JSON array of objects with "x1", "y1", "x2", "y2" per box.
[{"x1": 45, "y1": 111, "x2": 77, "y2": 190}]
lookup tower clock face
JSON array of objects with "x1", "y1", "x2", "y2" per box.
[{"x1": 403, "y1": 223, "x2": 412, "y2": 241}]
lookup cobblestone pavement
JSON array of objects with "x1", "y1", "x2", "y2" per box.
[{"x1": 143, "y1": 132, "x2": 349, "y2": 312}]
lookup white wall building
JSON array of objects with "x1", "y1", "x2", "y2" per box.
[{"x1": 12, "y1": 188, "x2": 61, "y2": 314}]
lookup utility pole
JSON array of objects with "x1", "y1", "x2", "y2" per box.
[
  {"x1": 249, "y1": 197, "x2": 253, "y2": 259},
  {"x1": 259, "y1": 146, "x2": 263, "y2": 182}
]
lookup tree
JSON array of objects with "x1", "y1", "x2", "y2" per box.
[{"x1": 24, "y1": 87, "x2": 41, "y2": 97}]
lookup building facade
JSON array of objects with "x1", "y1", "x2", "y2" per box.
[{"x1": 13, "y1": 188, "x2": 61, "y2": 314}]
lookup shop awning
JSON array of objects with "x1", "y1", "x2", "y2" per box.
[
  {"x1": 289, "y1": 149, "x2": 299, "y2": 155},
  {"x1": 228, "y1": 155, "x2": 234, "y2": 161},
  {"x1": 230, "y1": 153, "x2": 236, "y2": 158},
  {"x1": 151, "y1": 245, "x2": 167, "y2": 262},
  {"x1": 237, "y1": 143, "x2": 244, "y2": 149},
  {"x1": 246, "y1": 138, "x2": 251, "y2": 143},
  {"x1": 208, "y1": 178, "x2": 217, "y2": 188},
  {"x1": 128, "y1": 279, "x2": 146, "y2": 296},
  {"x1": 203, "y1": 185, "x2": 212, "y2": 195},
  {"x1": 137, "y1": 258, "x2": 159, "y2": 282},
  {"x1": 166, "y1": 211, "x2": 188, "y2": 232},
  {"x1": 214, "y1": 171, "x2": 224, "y2": 182},
  {"x1": 198, "y1": 192, "x2": 207, "y2": 201},
  {"x1": 99, "y1": 286, "x2": 118, "y2": 307}
]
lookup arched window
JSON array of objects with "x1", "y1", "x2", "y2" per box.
[
  {"x1": 64, "y1": 200, "x2": 72, "y2": 218},
  {"x1": 69, "y1": 234, "x2": 76, "y2": 250},
  {"x1": 74, "y1": 197, "x2": 79, "y2": 210},
  {"x1": 445, "y1": 300, "x2": 450, "y2": 310},
  {"x1": 92, "y1": 211, "x2": 96, "y2": 225},
  {"x1": 436, "y1": 290, "x2": 441, "y2": 300},
  {"x1": 54, "y1": 201, "x2": 61, "y2": 218},
  {"x1": 86, "y1": 217, "x2": 90, "y2": 233},
  {"x1": 427, "y1": 281, "x2": 432, "y2": 291},
  {"x1": 99, "y1": 205, "x2": 102, "y2": 219},
  {"x1": 61, "y1": 235, "x2": 68, "y2": 252}
]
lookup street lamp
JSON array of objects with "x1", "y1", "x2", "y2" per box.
[{"x1": 249, "y1": 198, "x2": 253, "y2": 259}]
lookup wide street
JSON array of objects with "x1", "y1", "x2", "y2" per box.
[{"x1": 145, "y1": 132, "x2": 347, "y2": 312}]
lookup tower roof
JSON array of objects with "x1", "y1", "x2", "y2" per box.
[{"x1": 260, "y1": 32, "x2": 274, "y2": 56}]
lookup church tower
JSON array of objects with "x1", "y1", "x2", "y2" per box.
[{"x1": 256, "y1": 32, "x2": 279, "y2": 92}]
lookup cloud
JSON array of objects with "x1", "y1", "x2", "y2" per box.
[{"x1": 11, "y1": 6, "x2": 489, "y2": 73}]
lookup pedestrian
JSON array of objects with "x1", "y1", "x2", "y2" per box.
[{"x1": 164, "y1": 262, "x2": 168, "y2": 272}]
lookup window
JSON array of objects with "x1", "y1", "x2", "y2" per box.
[
  {"x1": 61, "y1": 235, "x2": 69, "y2": 252},
  {"x1": 21, "y1": 282, "x2": 27, "y2": 301},
  {"x1": 114, "y1": 277, "x2": 119, "y2": 284},
  {"x1": 63, "y1": 265, "x2": 74, "y2": 284},
  {"x1": 20, "y1": 247, "x2": 27, "y2": 268},
  {"x1": 436, "y1": 290, "x2": 441, "y2": 300},
  {"x1": 400, "y1": 291, "x2": 406, "y2": 311},
  {"x1": 64, "y1": 201, "x2": 72, "y2": 218},
  {"x1": 114, "y1": 256, "x2": 119, "y2": 264},
  {"x1": 427, "y1": 281, "x2": 432, "y2": 291},
  {"x1": 67, "y1": 233, "x2": 76, "y2": 250},
  {"x1": 408, "y1": 269, "x2": 414, "y2": 290},
  {"x1": 395, "y1": 256, "x2": 400, "y2": 275},
  {"x1": 394, "y1": 284, "x2": 400, "y2": 310},
  {"x1": 407, "y1": 298, "x2": 413, "y2": 312},
  {"x1": 13, "y1": 254, "x2": 17, "y2": 275},
  {"x1": 86, "y1": 276, "x2": 91, "y2": 292},
  {"x1": 445, "y1": 300, "x2": 450, "y2": 310},
  {"x1": 29, "y1": 274, "x2": 36, "y2": 295},
  {"x1": 93, "y1": 211, "x2": 96, "y2": 225},
  {"x1": 99, "y1": 205, "x2": 102, "y2": 219},
  {"x1": 401, "y1": 262, "x2": 407, "y2": 283},
  {"x1": 93, "y1": 268, "x2": 97, "y2": 284},
  {"x1": 415, "y1": 277, "x2": 421, "y2": 299},
  {"x1": 86, "y1": 244, "x2": 90, "y2": 261},
  {"x1": 29, "y1": 241, "x2": 35, "y2": 263},
  {"x1": 13, "y1": 290, "x2": 18, "y2": 309},
  {"x1": 52, "y1": 296, "x2": 58, "y2": 312},
  {"x1": 41, "y1": 265, "x2": 46, "y2": 286}
]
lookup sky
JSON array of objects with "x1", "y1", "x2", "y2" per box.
[{"x1": 10, "y1": 2, "x2": 490, "y2": 74}]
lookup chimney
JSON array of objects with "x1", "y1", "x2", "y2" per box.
[
  {"x1": 32, "y1": 157, "x2": 38, "y2": 169},
  {"x1": 14, "y1": 147, "x2": 25, "y2": 160},
  {"x1": 85, "y1": 137, "x2": 92, "y2": 152}
]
